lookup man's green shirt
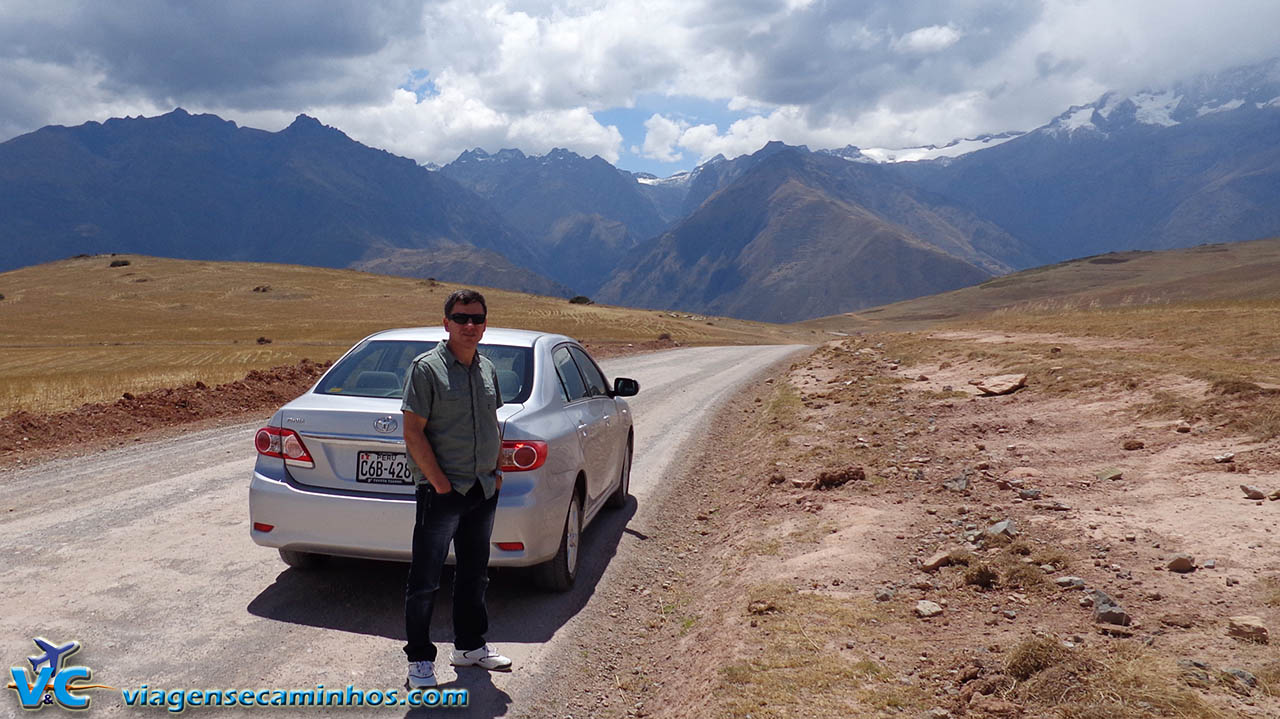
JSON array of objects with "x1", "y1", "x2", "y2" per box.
[{"x1": 400, "y1": 341, "x2": 503, "y2": 498}]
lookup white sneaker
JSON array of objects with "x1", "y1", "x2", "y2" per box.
[
  {"x1": 450, "y1": 644, "x2": 512, "y2": 671},
  {"x1": 406, "y1": 660, "x2": 437, "y2": 688}
]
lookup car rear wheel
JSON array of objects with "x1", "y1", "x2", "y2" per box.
[
  {"x1": 278, "y1": 548, "x2": 325, "y2": 569},
  {"x1": 605, "y1": 435, "x2": 632, "y2": 509},
  {"x1": 535, "y1": 491, "x2": 581, "y2": 592}
]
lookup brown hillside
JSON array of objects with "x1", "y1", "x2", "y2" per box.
[
  {"x1": 0, "y1": 254, "x2": 809, "y2": 415},
  {"x1": 801, "y1": 236, "x2": 1280, "y2": 333},
  {"x1": 598, "y1": 151, "x2": 996, "y2": 323}
]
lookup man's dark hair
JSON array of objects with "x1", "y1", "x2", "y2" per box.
[{"x1": 445, "y1": 289, "x2": 487, "y2": 316}]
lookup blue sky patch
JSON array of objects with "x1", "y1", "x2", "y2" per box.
[{"x1": 596, "y1": 94, "x2": 754, "y2": 175}]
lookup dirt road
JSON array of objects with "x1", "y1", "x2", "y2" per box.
[{"x1": 0, "y1": 344, "x2": 808, "y2": 717}]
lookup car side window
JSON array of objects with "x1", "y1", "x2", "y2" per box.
[
  {"x1": 553, "y1": 346, "x2": 589, "y2": 402},
  {"x1": 568, "y1": 346, "x2": 608, "y2": 397}
]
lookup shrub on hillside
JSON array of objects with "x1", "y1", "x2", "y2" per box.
[
  {"x1": 1212, "y1": 378, "x2": 1264, "y2": 395},
  {"x1": 569, "y1": 295, "x2": 593, "y2": 305},
  {"x1": 109, "y1": 259, "x2": 131, "y2": 267},
  {"x1": 964, "y1": 563, "x2": 999, "y2": 590},
  {"x1": 1000, "y1": 560, "x2": 1047, "y2": 589},
  {"x1": 1005, "y1": 637, "x2": 1070, "y2": 681},
  {"x1": 815, "y1": 466, "x2": 865, "y2": 489}
]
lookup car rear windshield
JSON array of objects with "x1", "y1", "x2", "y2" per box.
[{"x1": 315, "y1": 340, "x2": 534, "y2": 404}]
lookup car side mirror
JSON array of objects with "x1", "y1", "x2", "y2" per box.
[{"x1": 611, "y1": 377, "x2": 639, "y2": 397}]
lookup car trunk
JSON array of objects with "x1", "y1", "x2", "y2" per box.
[{"x1": 278, "y1": 393, "x2": 523, "y2": 495}]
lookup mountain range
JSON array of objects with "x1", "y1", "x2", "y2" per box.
[
  {"x1": 439, "y1": 148, "x2": 665, "y2": 293},
  {"x1": 3, "y1": 58, "x2": 1279, "y2": 322},
  {"x1": 596, "y1": 145, "x2": 1027, "y2": 321},
  {"x1": 0, "y1": 110, "x2": 566, "y2": 296},
  {"x1": 895, "y1": 57, "x2": 1280, "y2": 263}
]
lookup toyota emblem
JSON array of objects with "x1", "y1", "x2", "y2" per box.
[{"x1": 373, "y1": 416, "x2": 398, "y2": 434}]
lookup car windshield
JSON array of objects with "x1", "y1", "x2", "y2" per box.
[{"x1": 315, "y1": 340, "x2": 534, "y2": 404}]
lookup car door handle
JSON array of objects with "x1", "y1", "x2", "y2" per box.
[
  {"x1": 603, "y1": 414, "x2": 612, "y2": 426},
  {"x1": 577, "y1": 421, "x2": 588, "y2": 438}
]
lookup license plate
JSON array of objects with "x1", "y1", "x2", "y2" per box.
[{"x1": 356, "y1": 451, "x2": 414, "y2": 484}]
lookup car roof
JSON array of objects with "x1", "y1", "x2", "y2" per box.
[{"x1": 364, "y1": 326, "x2": 575, "y2": 348}]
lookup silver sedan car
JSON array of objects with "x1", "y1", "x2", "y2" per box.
[{"x1": 249, "y1": 327, "x2": 638, "y2": 591}]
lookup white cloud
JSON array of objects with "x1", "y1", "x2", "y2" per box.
[
  {"x1": 640, "y1": 113, "x2": 685, "y2": 162},
  {"x1": 308, "y1": 86, "x2": 624, "y2": 165},
  {"x1": 675, "y1": 123, "x2": 725, "y2": 157},
  {"x1": 0, "y1": 56, "x2": 153, "y2": 139},
  {"x1": 2, "y1": 0, "x2": 1280, "y2": 168},
  {"x1": 893, "y1": 25, "x2": 961, "y2": 54},
  {"x1": 410, "y1": 0, "x2": 693, "y2": 114},
  {"x1": 659, "y1": 106, "x2": 864, "y2": 164}
]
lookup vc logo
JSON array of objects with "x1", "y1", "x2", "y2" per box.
[{"x1": 7, "y1": 638, "x2": 111, "y2": 711}]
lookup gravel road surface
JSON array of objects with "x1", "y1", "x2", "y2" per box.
[{"x1": 1, "y1": 344, "x2": 807, "y2": 717}]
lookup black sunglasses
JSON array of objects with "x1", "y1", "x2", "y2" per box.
[{"x1": 448, "y1": 312, "x2": 487, "y2": 325}]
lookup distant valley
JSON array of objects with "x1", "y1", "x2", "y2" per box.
[{"x1": 3, "y1": 58, "x2": 1279, "y2": 322}]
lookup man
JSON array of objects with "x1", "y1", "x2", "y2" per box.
[{"x1": 401, "y1": 289, "x2": 512, "y2": 689}]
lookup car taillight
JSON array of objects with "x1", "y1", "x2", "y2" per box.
[
  {"x1": 499, "y1": 440, "x2": 547, "y2": 471},
  {"x1": 255, "y1": 427, "x2": 315, "y2": 467}
]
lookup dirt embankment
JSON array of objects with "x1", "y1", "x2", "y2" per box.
[{"x1": 0, "y1": 359, "x2": 331, "y2": 466}]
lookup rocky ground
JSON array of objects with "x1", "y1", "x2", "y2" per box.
[{"x1": 541, "y1": 331, "x2": 1279, "y2": 718}]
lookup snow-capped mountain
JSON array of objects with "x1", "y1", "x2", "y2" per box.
[
  {"x1": 796, "y1": 59, "x2": 1280, "y2": 165},
  {"x1": 628, "y1": 153, "x2": 729, "y2": 222},
  {"x1": 814, "y1": 144, "x2": 875, "y2": 163},
  {"x1": 1039, "y1": 57, "x2": 1280, "y2": 137},
  {"x1": 846, "y1": 133, "x2": 1025, "y2": 164},
  {"x1": 897, "y1": 57, "x2": 1280, "y2": 263},
  {"x1": 632, "y1": 169, "x2": 693, "y2": 188}
]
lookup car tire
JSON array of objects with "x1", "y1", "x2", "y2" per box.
[
  {"x1": 535, "y1": 491, "x2": 581, "y2": 592},
  {"x1": 605, "y1": 435, "x2": 632, "y2": 509},
  {"x1": 278, "y1": 548, "x2": 325, "y2": 569}
]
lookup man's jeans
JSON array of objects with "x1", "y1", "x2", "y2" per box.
[{"x1": 404, "y1": 482, "x2": 498, "y2": 662}]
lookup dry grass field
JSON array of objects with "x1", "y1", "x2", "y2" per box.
[
  {"x1": 841, "y1": 295, "x2": 1276, "y2": 445},
  {"x1": 0, "y1": 254, "x2": 811, "y2": 415}
]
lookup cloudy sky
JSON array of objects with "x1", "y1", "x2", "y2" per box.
[{"x1": 2, "y1": 0, "x2": 1278, "y2": 174}]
